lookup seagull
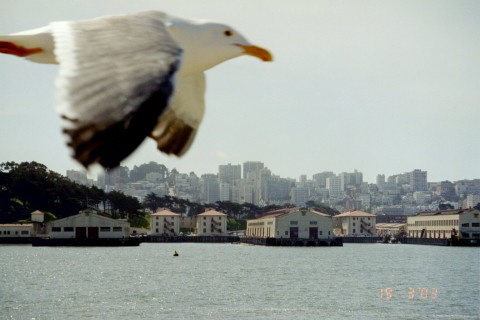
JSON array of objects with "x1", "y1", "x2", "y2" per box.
[{"x1": 0, "y1": 11, "x2": 272, "y2": 169}]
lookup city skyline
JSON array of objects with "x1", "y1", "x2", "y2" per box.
[{"x1": 1, "y1": 1, "x2": 479, "y2": 185}]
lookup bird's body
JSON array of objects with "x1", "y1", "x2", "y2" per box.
[{"x1": 0, "y1": 11, "x2": 272, "y2": 168}]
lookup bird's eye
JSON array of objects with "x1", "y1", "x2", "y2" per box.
[{"x1": 224, "y1": 30, "x2": 233, "y2": 37}]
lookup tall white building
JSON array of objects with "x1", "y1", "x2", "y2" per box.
[
  {"x1": 466, "y1": 194, "x2": 480, "y2": 208},
  {"x1": 201, "y1": 174, "x2": 220, "y2": 204},
  {"x1": 326, "y1": 175, "x2": 343, "y2": 198}
]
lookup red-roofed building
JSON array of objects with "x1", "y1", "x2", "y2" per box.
[
  {"x1": 150, "y1": 209, "x2": 181, "y2": 236},
  {"x1": 195, "y1": 209, "x2": 228, "y2": 236}
]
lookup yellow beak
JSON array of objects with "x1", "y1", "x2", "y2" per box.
[{"x1": 238, "y1": 45, "x2": 273, "y2": 62}]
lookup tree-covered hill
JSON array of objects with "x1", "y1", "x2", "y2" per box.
[{"x1": 0, "y1": 161, "x2": 145, "y2": 226}]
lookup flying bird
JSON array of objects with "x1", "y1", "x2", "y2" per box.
[{"x1": 0, "y1": 11, "x2": 272, "y2": 169}]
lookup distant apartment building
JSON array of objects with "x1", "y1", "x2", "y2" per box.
[
  {"x1": 312, "y1": 171, "x2": 335, "y2": 188},
  {"x1": 326, "y1": 175, "x2": 343, "y2": 198},
  {"x1": 246, "y1": 208, "x2": 333, "y2": 240},
  {"x1": 333, "y1": 211, "x2": 377, "y2": 237},
  {"x1": 290, "y1": 187, "x2": 307, "y2": 207},
  {"x1": 242, "y1": 161, "x2": 264, "y2": 179},
  {"x1": 465, "y1": 194, "x2": 480, "y2": 208},
  {"x1": 66, "y1": 170, "x2": 89, "y2": 186},
  {"x1": 218, "y1": 163, "x2": 241, "y2": 183},
  {"x1": 195, "y1": 210, "x2": 228, "y2": 236},
  {"x1": 340, "y1": 170, "x2": 363, "y2": 187},
  {"x1": 219, "y1": 182, "x2": 231, "y2": 202},
  {"x1": 410, "y1": 169, "x2": 428, "y2": 192},
  {"x1": 406, "y1": 208, "x2": 479, "y2": 239},
  {"x1": 201, "y1": 174, "x2": 220, "y2": 204}
]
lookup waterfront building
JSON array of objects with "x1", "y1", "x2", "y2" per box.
[
  {"x1": 406, "y1": 208, "x2": 480, "y2": 239},
  {"x1": 195, "y1": 210, "x2": 228, "y2": 236},
  {"x1": 376, "y1": 223, "x2": 406, "y2": 237},
  {"x1": 333, "y1": 210, "x2": 377, "y2": 237},
  {"x1": 150, "y1": 209, "x2": 181, "y2": 236},
  {"x1": 245, "y1": 208, "x2": 333, "y2": 240},
  {"x1": 47, "y1": 210, "x2": 130, "y2": 239},
  {"x1": 0, "y1": 223, "x2": 32, "y2": 238}
]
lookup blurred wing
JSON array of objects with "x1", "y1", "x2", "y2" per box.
[
  {"x1": 150, "y1": 73, "x2": 205, "y2": 156},
  {"x1": 51, "y1": 11, "x2": 182, "y2": 168}
]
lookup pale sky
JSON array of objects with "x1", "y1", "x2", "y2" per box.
[{"x1": 1, "y1": 0, "x2": 479, "y2": 183}]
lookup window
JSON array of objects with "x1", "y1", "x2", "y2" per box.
[
  {"x1": 52, "y1": 227, "x2": 61, "y2": 232},
  {"x1": 462, "y1": 223, "x2": 469, "y2": 227},
  {"x1": 64, "y1": 227, "x2": 74, "y2": 232},
  {"x1": 21, "y1": 230, "x2": 29, "y2": 235},
  {"x1": 319, "y1": 231, "x2": 323, "y2": 235},
  {"x1": 310, "y1": 221, "x2": 317, "y2": 225},
  {"x1": 203, "y1": 228, "x2": 206, "y2": 233},
  {"x1": 203, "y1": 217, "x2": 206, "y2": 220},
  {"x1": 112, "y1": 227, "x2": 122, "y2": 232},
  {"x1": 171, "y1": 222, "x2": 174, "y2": 226},
  {"x1": 472, "y1": 223, "x2": 480, "y2": 227},
  {"x1": 290, "y1": 221, "x2": 298, "y2": 225},
  {"x1": 100, "y1": 227, "x2": 110, "y2": 232},
  {"x1": 156, "y1": 217, "x2": 158, "y2": 220},
  {"x1": 15, "y1": 231, "x2": 18, "y2": 235},
  {"x1": 353, "y1": 229, "x2": 356, "y2": 233},
  {"x1": 285, "y1": 231, "x2": 288, "y2": 235},
  {"x1": 203, "y1": 222, "x2": 206, "y2": 226},
  {"x1": 473, "y1": 233, "x2": 480, "y2": 238},
  {"x1": 155, "y1": 222, "x2": 158, "y2": 226},
  {"x1": 353, "y1": 223, "x2": 356, "y2": 226}
]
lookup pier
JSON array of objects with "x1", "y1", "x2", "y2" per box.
[{"x1": 239, "y1": 237, "x2": 343, "y2": 246}]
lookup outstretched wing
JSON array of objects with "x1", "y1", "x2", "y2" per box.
[
  {"x1": 150, "y1": 73, "x2": 205, "y2": 156},
  {"x1": 51, "y1": 11, "x2": 182, "y2": 168}
]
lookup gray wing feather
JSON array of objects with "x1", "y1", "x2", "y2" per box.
[{"x1": 51, "y1": 11, "x2": 182, "y2": 168}]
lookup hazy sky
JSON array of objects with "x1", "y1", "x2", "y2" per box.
[{"x1": 1, "y1": 0, "x2": 479, "y2": 183}]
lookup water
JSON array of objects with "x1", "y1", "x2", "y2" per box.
[{"x1": 0, "y1": 243, "x2": 478, "y2": 320}]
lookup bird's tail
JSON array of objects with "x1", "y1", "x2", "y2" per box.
[{"x1": 0, "y1": 26, "x2": 57, "y2": 64}]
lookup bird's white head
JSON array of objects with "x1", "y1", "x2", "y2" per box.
[{"x1": 167, "y1": 17, "x2": 272, "y2": 74}]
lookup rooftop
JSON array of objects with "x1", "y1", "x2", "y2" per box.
[
  {"x1": 415, "y1": 208, "x2": 479, "y2": 216},
  {"x1": 197, "y1": 209, "x2": 227, "y2": 216},
  {"x1": 335, "y1": 210, "x2": 376, "y2": 218},
  {"x1": 151, "y1": 209, "x2": 181, "y2": 216}
]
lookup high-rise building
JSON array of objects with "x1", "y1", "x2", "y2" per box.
[
  {"x1": 290, "y1": 187, "x2": 307, "y2": 207},
  {"x1": 201, "y1": 174, "x2": 220, "y2": 204},
  {"x1": 218, "y1": 163, "x2": 241, "y2": 183},
  {"x1": 326, "y1": 175, "x2": 343, "y2": 198},
  {"x1": 376, "y1": 174, "x2": 385, "y2": 187},
  {"x1": 243, "y1": 161, "x2": 264, "y2": 179},
  {"x1": 409, "y1": 169, "x2": 427, "y2": 192},
  {"x1": 312, "y1": 171, "x2": 335, "y2": 188},
  {"x1": 66, "y1": 170, "x2": 88, "y2": 185},
  {"x1": 465, "y1": 194, "x2": 480, "y2": 208}
]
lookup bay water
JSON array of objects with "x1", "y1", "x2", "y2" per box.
[{"x1": 1, "y1": 243, "x2": 479, "y2": 319}]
